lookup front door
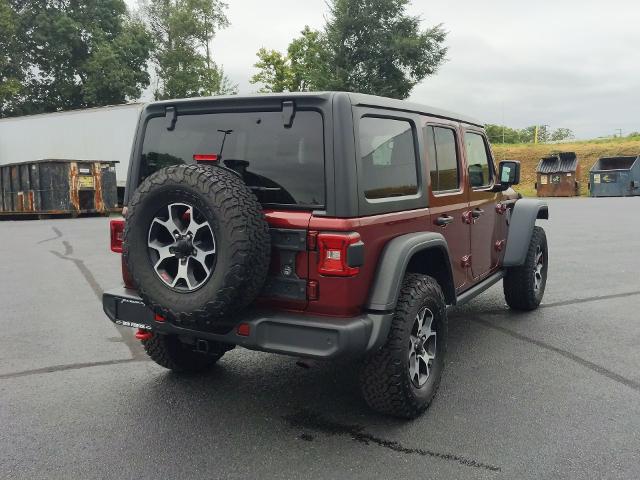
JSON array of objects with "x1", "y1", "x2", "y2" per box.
[
  {"x1": 464, "y1": 130, "x2": 500, "y2": 279},
  {"x1": 424, "y1": 122, "x2": 470, "y2": 290}
]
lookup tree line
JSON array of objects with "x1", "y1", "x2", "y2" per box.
[
  {"x1": 485, "y1": 124, "x2": 575, "y2": 144},
  {"x1": 0, "y1": 0, "x2": 447, "y2": 118}
]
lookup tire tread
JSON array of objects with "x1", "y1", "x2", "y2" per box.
[{"x1": 360, "y1": 274, "x2": 447, "y2": 419}]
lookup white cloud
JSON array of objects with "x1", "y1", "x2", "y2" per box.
[{"x1": 126, "y1": 0, "x2": 640, "y2": 138}]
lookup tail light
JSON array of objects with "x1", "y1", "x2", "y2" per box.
[
  {"x1": 110, "y1": 219, "x2": 136, "y2": 289},
  {"x1": 110, "y1": 219, "x2": 125, "y2": 253},
  {"x1": 317, "y1": 232, "x2": 363, "y2": 277}
]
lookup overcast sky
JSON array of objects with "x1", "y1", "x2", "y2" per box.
[{"x1": 128, "y1": 0, "x2": 640, "y2": 139}]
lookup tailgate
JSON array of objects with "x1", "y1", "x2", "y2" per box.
[{"x1": 261, "y1": 210, "x2": 312, "y2": 310}]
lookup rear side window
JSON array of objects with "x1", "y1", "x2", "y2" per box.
[
  {"x1": 425, "y1": 126, "x2": 460, "y2": 192},
  {"x1": 465, "y1": 132, "x2": 492, "y2": 188},
  {"x1": 359, "y1": 117, "x2": 419, "y2": 199},
  {"x1": 140, "y1": 111, "x2": 325, "y2": 207}
]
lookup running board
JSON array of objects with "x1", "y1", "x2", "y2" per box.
[{"x1": 453, "y1": 270, "x2": 505, "y2": 307}]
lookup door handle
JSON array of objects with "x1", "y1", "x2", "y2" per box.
[
  {"x1": 434, "y1": 215, "x2": 454, "y2": 227},
  {"x1": 471, "y1": 208, "x2": 484, "y2": 219}
]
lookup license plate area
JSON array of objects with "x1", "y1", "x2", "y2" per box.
[{"x1": 113, "y1": 296, "x2": 155, "y2": 329}]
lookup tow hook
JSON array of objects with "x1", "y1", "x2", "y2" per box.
[{"x1": 135, "y1": 328, "x2": 153, "y2": 341}]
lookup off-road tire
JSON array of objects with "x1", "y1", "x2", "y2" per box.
[
  {"x1": 124, "y1": 165, "x2": 270, "y2": 330},
  {"x1": 142, "y1": 334, "x2": 223, "y2": 373},
  {"x1": 503, "y1": 226, "x2": 548, "y2": 311},
  {"x1": 360, "y1": 274, "x2": 447, "y2": 419}
]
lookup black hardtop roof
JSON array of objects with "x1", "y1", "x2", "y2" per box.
[
  {"x1": 145, "y1": 91, "x2": 485, "y2": 128},
  {"x1": 536, "y1": 152, "x2": 578, "y2": 174}
]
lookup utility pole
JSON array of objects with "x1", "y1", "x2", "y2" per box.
[
  {"x1": 615, "y1": 128, "x2": 623, "y2": 138},
  {"x1": 534, "y1": 125, "x2": 539, "y2": 144},
  {"x1": 501, "y1": 103, "x2": 505, "y2": 144}
]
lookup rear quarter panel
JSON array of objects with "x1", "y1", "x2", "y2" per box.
[{"x1": 307, "y1": 209, "x2": 431, "y2": 316}]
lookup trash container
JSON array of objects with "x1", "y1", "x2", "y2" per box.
[
  {"x1": 589, "y1": 156, "x2": 640, "y2": 197},
  {"x1": 535, "y1": 152, "x2": 580, "y2": 197},
  {"x1": 0, "y1": 159, "x2": 118, "y2": 217}
]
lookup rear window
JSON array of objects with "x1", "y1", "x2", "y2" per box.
[
  {"x1": 139, "y1": 111, "x2": 325, "y2": 207},
  {"x1": 358, "y1": 117, "x2": 419, "y2": 200}
]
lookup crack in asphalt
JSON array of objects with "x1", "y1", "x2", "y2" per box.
[
  {"x1": 284, "y1": 410, "x2": 502, "y2": 472},
  {"x1": 36, "y1": 226, "x2": 63, "y2": 244},
  {"x1": 47, "y1": 234, "x2": 145, "y2": 361},
  {"x1": 458, "y1": 290, "x2": 640, "y2": 317},
  {"x1": 540, "y1": 290, "x2": 640, "y2": 309},
  {"x1": 471, "y1": 316, "x2": 640, "y2": 393},
  {"x1": 0, "y1": 359, "x2": 146, "y2": 380}
]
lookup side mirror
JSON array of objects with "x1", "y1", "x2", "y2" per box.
[{"x1": 498, "y1": 160, "x2": 520, "y2": 187}]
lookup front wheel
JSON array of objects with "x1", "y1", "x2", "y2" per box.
[
  {"x1": 503, "y1": 226, "x2": 548, "y2": 310},
  {"x1": 360, "y1": 274, "x2": 447, "y2": 419}
]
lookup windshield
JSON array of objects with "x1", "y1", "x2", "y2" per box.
[{"x1": 139, "y1": 110, "x2": 325, "y2": 207}]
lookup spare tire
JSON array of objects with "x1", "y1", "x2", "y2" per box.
[{"x1": 123, "y1": 164, "x2": 270, "y2": 331}]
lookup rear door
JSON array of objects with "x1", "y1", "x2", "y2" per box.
[
  {"x1": 136, "y1": 107, "x2": 328, "y2": 311},
  {"x1": 464, "y1": 129, "x2": 500, "y2": 279},
  {"x1": 423, "y1": 121, "x2": 470, "y2": 290}
]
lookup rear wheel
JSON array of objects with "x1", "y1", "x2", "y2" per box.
[
  {"x1": 503, "y1": 226, "x2": 548, "y2": 310},
  {"x1": 360, "y1": 274, "x2": 447, "y2": 419},
  {"x1": 142, "y1": 334, "x2": 226, "y2": 373}
]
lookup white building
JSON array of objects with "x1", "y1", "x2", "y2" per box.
[{"x1": 0, "y1": 103, "x2": 144, "y2": 190}]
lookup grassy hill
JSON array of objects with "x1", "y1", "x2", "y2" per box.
[{"x1": 492, "y1": 137, "x2": 640, "y2": 197}]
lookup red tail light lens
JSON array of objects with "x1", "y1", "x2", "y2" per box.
[
  {"x1": 110, "y1": 219, "x2": 125, "y2": 253},
  {"x1": 317, "y1": 232, "x2": 362, "y2": 277}
]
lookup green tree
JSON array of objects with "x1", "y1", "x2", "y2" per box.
[
  {"x1": 324, "y1": 0, "x2": 447, "y2": 98},
  {"x1": 6, "y1": 0, "x2": 152, "y2": 116},
  {"x1": 0, "y1": 0, "x2": 25, "y2": 116},
  {"x1": 287, "y1": 27, "x2": 329, "y2": 92},
  {"x1": 550, "y1": 128, "x2": 574, "y2": 142},
  {"x1": 251, "y1": 0, "x2": 447, "y2": 99},
  {"x1": 83, "y1": 21, "x2": 154, "y2": 105},
  {"x1": 251, "y1": 27, "x2": 328, "y2": 93},
  {"x1": 251, "y1": 48, "x2": 293, "y2": 93},
  {"x1": 143, "y1": 0, "x2": 236, "y2": 99},
  {"x1": 485, "y1": 124, "x2": 522, "y2": 144}
]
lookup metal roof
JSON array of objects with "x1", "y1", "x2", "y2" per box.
[
  {"x1": 536, "y1": 152, "x2": 578, "y2": 174},
  {"x1": 147, "y1": 91, "x2": 485, "y2": 128}
]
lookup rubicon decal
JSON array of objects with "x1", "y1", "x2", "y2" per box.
[{"x1": 116, "y1": 320, "x2": 151, "y2": 330}]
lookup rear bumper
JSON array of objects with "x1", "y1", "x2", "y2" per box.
[{"x1": 103, "y1": 287, "x2": 393, "y2": 359}]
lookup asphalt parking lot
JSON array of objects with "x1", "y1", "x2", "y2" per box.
[{"x1": 1, "y1": 197, "x2": 639, "y2": 479}]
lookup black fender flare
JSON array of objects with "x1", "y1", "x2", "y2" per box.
[
  {"x1": 503, "y1": 198, "x2": 549, "y2": 267},
  {"x1": 366, "y1": 232, "x2": 455, "y2": 312}
]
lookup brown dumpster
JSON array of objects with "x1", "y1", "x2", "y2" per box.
[{"x1": 535, "y1": 152, "x2": 580, "y2": 197}]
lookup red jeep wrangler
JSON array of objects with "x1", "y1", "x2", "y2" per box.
[{"x1": 104, "y1": 92, "x2": 549, "y2": 418}]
